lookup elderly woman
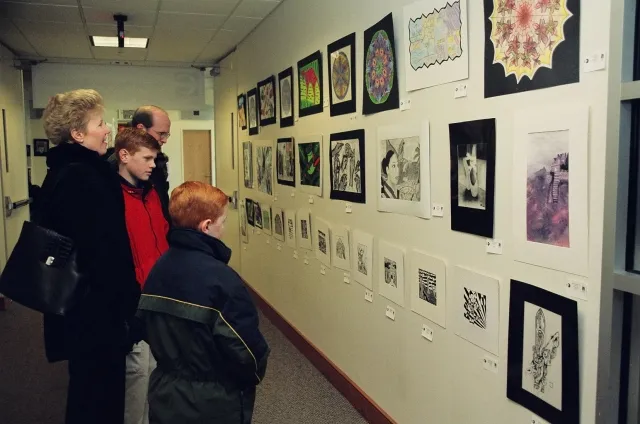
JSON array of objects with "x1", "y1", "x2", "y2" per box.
[{"x1": 40, "y1": 89, "x2": 140, "y2": 424}]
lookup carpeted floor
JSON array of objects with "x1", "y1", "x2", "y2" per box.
[{"x1": 0, "y1": 301, "x2": 367, "y2": 424}]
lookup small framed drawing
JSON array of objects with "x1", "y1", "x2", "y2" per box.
[
  {"x1": 378, "y1": 240, "x2": 405, "y2": 307},
  {"x1": 278, "y1": 67, "x2": 294, "y2": 128},
  {"x1": 314, "y1": 217, "x2": 332, "y2": 267},
  {"x1": 352, "y1": 230, "x2": 374, "y2": 290},
  {"x1": 512, "y1": 105, "x2": 588, "y2": 276},
  {"x1": 254, "y1": 202, "x2": 263, "y2": 229},
  {"x1": 247, "y1": 88, "x2": 259, "y2": 136},
  {"x1": 276, "y1": 137, "x2": 295, "y2": 187},
  {"x1": 297, "y1": 50, "x2": 324, "y2": 118},
  {"x1": 238, "y1": 94, "x2": 247, "y2": 130},
  {"x1": 377, "y1": 121, "x2": 431, "y2": 218},
  {"x1": 331, "y1": 224, "x2": 351, "y2": 271},
  {"x1": 330, "y1": 129, "x2": 365, "y2": 204},
  {"x1": 257, "y1": 75, "x2": 276, "y2": 127},
  {"x1": 253, "y1": 140, "x2": 274, "y2": 197},
  {"x1": 296, "y1": 135, "x2": 323, "y2": 197},
  {"x1": 33, "y1": 139, "x2": 50, "y2": 157},
  {"x1": 242, "y1": 141, "x2": 253, "y2": 188},
  {"x1": 240, "y1": 203, "x2": 249, "y2": 244},
  {"x1": 448, "y1": 118, "x2": 496, "y2": 238},
  {"x1": 285, "y1": 210, "x2": 297, "y2": 248},
  {"x1": 261, "y1": 204, "x2": 272, "y2": 236},
  {"x1": 246, "y1": 199, "x2": 255, "y2": 227},
  {"x1": 297, "y1": 208, "x2": 313, "y2": 250},
  {"x1": 328, "y1": 32, "x2": 356, "y2": 116},
  {"x1": 409, "y1": 250, "x2": 446, "y2": 328},
  {"x1": 272, "y1": 206, "x2": 285, "y2": 242},
  {"x1": 507, "y1": 279, "x2": 579, "y2": 424}
]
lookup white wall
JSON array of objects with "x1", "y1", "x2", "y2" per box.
[{"x1": 225, "y1": 1, "x2": 613, "y2": 423}]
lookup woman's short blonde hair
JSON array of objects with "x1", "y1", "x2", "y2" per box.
[{"x1": 42, "y1": 89, "x2": 104, "y2": 145}]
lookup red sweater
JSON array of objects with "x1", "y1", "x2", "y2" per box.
[{"x1": 121, "y1": 180, "x2": 169, "y2": 288}]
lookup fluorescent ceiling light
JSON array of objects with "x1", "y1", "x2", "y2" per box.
[{"x1": 91, "y1": 36, "x2": 149, "y2": 48}]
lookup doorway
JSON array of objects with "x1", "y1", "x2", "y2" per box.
[{"x1": 182, "y1": 129, "x2": 212, "y2": 184}]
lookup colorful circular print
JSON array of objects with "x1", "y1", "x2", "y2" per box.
[
  {"x1": 365, "y1": 30, "x2": 394, "y2": 104},
  {"x1": 331, "y1": 51, "x2": 350, "y2": 100}
]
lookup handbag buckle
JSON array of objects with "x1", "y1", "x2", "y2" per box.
[{"x1": 45, "y1": 256, "x2": 55, "y2": 266}]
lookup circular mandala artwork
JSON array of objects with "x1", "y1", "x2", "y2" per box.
[
  {"x1": 365, "y1": 30, "x2": 394, "y2": 105},
  {"x1": 331, "y1": 52, "x2": 350, "y2": 100},
  {"x1": 489, "y1": 0, "x2": 573, "y2": 82},
  {"x1": 281, "y1": 78, "x2": 291, "y2": 116}
]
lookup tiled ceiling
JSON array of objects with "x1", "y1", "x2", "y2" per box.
[{"x1": 0, "y1": 0, "x2": 281, "y2": 67}]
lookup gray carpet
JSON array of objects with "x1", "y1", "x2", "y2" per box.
[{"x1": 0, "y1": 301, "x2": 367, "y2": 424}]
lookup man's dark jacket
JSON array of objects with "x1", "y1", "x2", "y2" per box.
[{"x1": 138, "y1": 229, "x2": 269, "y2": 424}]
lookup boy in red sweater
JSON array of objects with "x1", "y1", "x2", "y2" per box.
[{"x1": 115, "y1": 128, "x2": 170, "y2": 424}]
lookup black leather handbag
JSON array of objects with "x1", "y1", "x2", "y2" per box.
[{"x1": 0, "y1": 168, "x2": 82, "y2": 315}]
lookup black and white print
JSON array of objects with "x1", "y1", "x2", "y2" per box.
[
  {"x1": 248, "y1": 88, "x2": 258, "y2": 135},
  {"x1": 463, "y1": 287, "x2": 487, "y2": 329},
  {"x1": 418, "y1": 268, "x2": 437, "y2": 306},
  {"x1": 288, "y1": 219, "x2": 295, "y2": 239},
  {"x1": 254, "y1": 203, "x2": 263, "y2": 229},
  {"x1": 301, "y1": 220, "x2": 309, "y2": 240},
  {"x1": 318, "y1": 230, "x2": 327, "y2": 255},
  {"x1": 409, "y1": 251, "x2": 446, "y2": 327},
  {"x1": 277, "y1": 137, "x2": 295, "y2": 187},
  {"x1": 331, "y1": 138, "x2": 362, "y2": 194},
  {"x1": 358, "y1": 244, "x2": 368, "y2": 276},
  {"x1": 457, "y1": 143, "x2": 487, "y2": 210},
  {"x1": 243, "y1": 142, "x2": 252, "y2": 188},
  {"x1": 262, "y1": 207, "x2": 272, "y2": 234},
  {"x1": 256, "y1": 145, "x2": 273, "y2": 196},
  {"x1": 274, "y1": 213, "x2": 284, "y2": 237},
  {"x1": 380, "y1": 136, "x2": 421, "y2": 201},
  {"x1": 335, "y1": 237, "x2": 347, "y2": 260},
  {"x1": 384, "y1": 258, "x2": 398, "y2": 288},
  {"x1": 353, "y1": 230, "x2": 374, "y2": 290}
]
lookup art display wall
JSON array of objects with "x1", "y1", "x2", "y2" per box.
[{"x1": 227, "y1": 0, "x2": 611, "y2": 423}]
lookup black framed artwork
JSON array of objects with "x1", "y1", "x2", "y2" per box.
[
  {"x1": 276, "y1": 137, "x2": 295, "y2": 187},
  {"x1": 278, "y1": 67, "x2": 294, "y2": 128},
  {"x1": 507, "y1": 279, "x2": 579, "y2": 424},
  {"x1": 363, "y1": 13, "x2": 399, "y2": 115},
  {"x1": 33, "y1": 139, "x2": 49, "y2": 157},
  {"x1": 257, "y1": 75, "x2": 276, "y2": 127},
  {"x1": 254, "y1": 202, "x2": 263, "y2": 229},
  {"x1": 483, "y1": 0, "x2": 580, "y2": 98},
  {"x1": 297, "y1": 50, "x2": 324, "y2": 118},
  {"x1": 246, "y1": 199, "x2": 255, "y2": 227},
  {"x1": 448, "y1": 118, "x2": 496, "y2": 238},
  {"x1": 328, "y1": 32, "x2": 356, "y2": 117},
  {"x1": 247, "y1": 88, "x2": 259, "y2": 136},
  {"x1": 237, "y1": 93, "x2": 247, "y2": 130},
  {"x1": 329, "y1": 129, "x2": 365, "y2": 204}
]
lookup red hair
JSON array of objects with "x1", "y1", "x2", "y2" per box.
[
  {"x1": 169, "y1": 181, "x2": 228, "y2": 229},
  {"x1": 115, "y1": 128, "x2": 160, "y2": 163}
]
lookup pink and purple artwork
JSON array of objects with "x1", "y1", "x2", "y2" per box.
[{"x1": 526, "y1": 131, "x2": 569, "y2": 248}]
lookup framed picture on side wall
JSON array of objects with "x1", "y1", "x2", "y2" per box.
[
  {"x1": 297, "y1": 50, "x2": 324, "y2": 118},
  {"x1": 33, "y1": 139, "x2": 49, "y2": 157},
  {"x1": 247, "y1": 88, "x2": 259, "y2": 136},
  {"x1": 257, "y1": 75, "x2": 277, "y2": 127},
  {"x1": 329, "y1": 129, "x2": 365, "y2": 204},
  {"x1": 278, "y1": 67, "x2": 294, "y2": 128},
  {"x1": 238, "y1": 93, "x2": 247, "y2": 130}
]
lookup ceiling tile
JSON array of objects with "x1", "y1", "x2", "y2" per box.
[
  {"x1": 210, "y1": 29, "x2": 245, "y2": 46},
  {"x1": 155, "y1": 12, "x2": 227, "y2": 30},
  {"x1": 91, "y1": 46, "x2": 148, "y2": 61},
  {"x1": 0, "y1": 18, "x2": 38, "y2": 55},
  {"x1": 0, "y1": 1, "x2": 81, "y2": 23},
  {"x1": 80, "y1": 0, "x2": 159, "y2": 12},
  {"x1": 13, "y1": 20, "x2": 93, "y2": 59},
  {"x1": 233, "y1": 0, "x2": 279, "y2": 18},
  {"x1": 222, "y1": 16, "x2": 261, "y2": 32},
  {"x1": 197, "y1": 42, "x2": 232, "y2": 62},
  {"x1": 82, "y1": 7, "x2": 157, "y2": 26},
  {"x1": 86, "y1": 24, "x2": 153, "y2": 38},
  {"x1": 145, "y1": 28, "x2": 214, "y2": 62},
  {"x1": 160, "y1": 0, "x2": 239, "y2": 15}
]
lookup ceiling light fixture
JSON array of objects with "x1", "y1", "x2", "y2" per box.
[{"x1": 90, "y1": 14, "x2": 149, "y2": 49}]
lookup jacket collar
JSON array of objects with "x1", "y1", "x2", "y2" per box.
[
  {"x1": 168, "y1": 228, "x2": 232, "y2": 264},
  {"x1": 119, "y1": 175, "x2": 152, "y2": 198},
  {"x1": 46, "y1": 141, "x2": 102, "y2": 170}
]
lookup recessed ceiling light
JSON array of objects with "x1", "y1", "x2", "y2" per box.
[{"x1": 90, "y1": 36, "x2": 149, "y2": 49}]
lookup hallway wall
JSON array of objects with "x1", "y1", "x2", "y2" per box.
[{"x1": 222, "y1": 1, "x2": 614, "y2": 423}]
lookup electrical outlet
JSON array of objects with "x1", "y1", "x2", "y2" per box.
[
  {"x1": 365, "y1": 290, "x2": 373, "y2": 303},
  {"x1": 421, "y1": 324, "x2": 434, "y2": 341},
  {"x1": 385, "y1": 305, "x2": 396, "y2": 321}
]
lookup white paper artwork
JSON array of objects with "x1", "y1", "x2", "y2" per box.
[
  {"x1": 261, "y1": 204, "x2": 272, "y2": 236},
  {"x1": 314, "y1": 217, "x2": 332, "y2": 268},
  {"x1": 453, "y1": 266, "x2": 500, "y2": 355},
  {"x1": 331, "y1": 225, "x2": 351, "y2": 271},
  {"x1": 377, "y1": 122, "x2": 431, "y2": 218},
  {"x1": 297, "y1": 209, "x2": 313, "y2": 250},
  {"x1": 403, "y1": 0, "x2": 469, "y2": 92},
  {"x1": 352, "y1": 230, "x2": 374, "y2": 290},
  {"x1": 272, "y1": 206, "x2": 285, "y2": 242},
  {"x1": 409, "y1": 250, "x2": 446, "y2": 328},
  {"x1": 522, "y1": 302, "x2": 563, "y2": 411},
  {"x1": 296, "y1": 135, "x2": 323, "y2": 197},
  {"x1": 378, "y1": 240, "x2": 405, "y2": 307},
  {"x1": 512, "y1": 105, "x2": 589, "y2": 276},
  {"x1": 285, "y1": 209, "x2": 297, "y2": 248},
  {"x1": 253, "y1": 140, "x2": 274, "y2": 197}
]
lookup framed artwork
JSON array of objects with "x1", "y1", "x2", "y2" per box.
[
  {"x1": 276, "y1": 137, "x2": 295, "y2": 187},
  {"x1": 240, "y1": 203, "x2": 249, "y2": 244},
  {"x1": 507, "y1": 280, "x2": 579, "y2": 424},
  {"x1": 331, "y1": 225, "x2": 351, "y2": 272},
  {"x1": 330, "y1": 129, "x2": 365, "y2": 204},
  {"x1": 253, "y1": 140, "x2": 273, "y2": 197},
  {"x1": 449, "y1": 118, "x2": 496, "y2": 238},
  {"x1": 278, "y1": 67, "x2": 294, "y2": 128},
  {"x1": 328, "y1": 32, "x2": 356, "y2": 116},
  {"x1": 296, "y1": 135, "x2": 323, "y2": 197},
  {"x1": 247, "y1": 88, "x2": 259, "y2": 135},
  {"x1": 409, "y1": 250, "x2": 447, "y2": 328},
  {"x1": 512, "y1": 105, "x2": 588, "y2": 276},
  {"x1": 352, "y1": 230, "x2": 374, "y2": 290},
  {"x1": 254, "y1": 202, "x2": 263, "y2": 230},
  {"x1": 246, "y1": 199, "x2": 255, "y2": 227},
  {"x1": 483, "y1": 0, "x2": 580, "y2": 98},
  {"x1": 297, "y1": 209, "x2": 313, "y2": 250},
  {"x1": 403, "y1": 0, "x2": 469, "y2": 91},
  {"x1": 261, "y1": 204, "x2": 272, "y2": 236},
  {"x1": 238, "y1": 94, "x2": 247, "y2": 130},
  {"x1": 377, "y1": 122, "x2": 431, "y2": 218},
  {"x1": 258, "y1": 75, "x2": 276, "y2": 127},
  {"x1": 378, "y1": 240, "x2": 405, "y2": 307},
  {"x1": 273, "y1": 206, "x2": 285, "y2": 242},
  {"x1": 242, "y1": 141, "x2": 253, "y2": 188},
  {"x1": 297, "y1": 51, "x2": 324, "y2": 118},
  {"x1": 314, "y1": 217, "x2": 332, "y2": 268},
  {"x1": 285, "y1": 209, "x2": 297, "y2": 248},
  {"x1": 33, "y1": 139, "x2": 49, "y2": 157},
  {"x1": 452, "y1": 266, "x2": 500, "y2": 356},
  {"x1": 363, "y1": 13, "x2": 400, "y2": 115}
]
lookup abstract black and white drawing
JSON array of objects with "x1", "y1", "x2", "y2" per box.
[
  {"x1": 297, "y1": 209, "x2": 312, "y2": 250},
  {"x1": 246, "y1": 199, "x2": 255, "y2": 227},
  {"x1": 378, "y1": 240, "x2": 405, "y2": 306},
  {"x1": 254, "y1": 141, "x2": 273, "y2": 197},
  {"x1": 315, "y1": 217, "x2": 332, "y2": 267},
  {"x1": 353, "y1": 230, "x2": 374, "y2": 289},
  {"x1": 277, "y1": 137, "x2": 295, "y2": 187},
  {"x1": 240, "y1": 204, "x2": 249, "y2": 244},
  {"x1": 273, "y1": 207, "x2": 285, "y2": 242},
  {"x1": 453, "y1": 266, "x2": 499, "y2": 355},
  {"x1": 242, "y1": 141, "x2": 253, "y2": 188},
  {"x1": 330, "y1": 130, "x2": 366, "y2": 204},
  {"x1": 331, "y1": 225, "x2": 351, "y2": 271},
  {"x1": 254, "y1": 202, "x2": 263, "y2": 230},
  {"x1": 378, "y1": 122, "x2": 431, "y2": 218},
  {"x1": 247, "y1": 88, "x2": 259, "y2": 136},
  {"x1": 285, "y1": 209, "x2": 297, "y2": 248},
  {"x1": 262, "y1": 205, "x2": 272, "y2": 236},
  {"x1": 279, "y1": 67, "x2": 294, "y2": 128},
  {"x1": 507, "y1": 280, "x2": 578, "y2": 424},
  {"x1": 409, "y1": 251, "x2": 447, "y2": 327},
  {"x1": 457, "y1": 143, "x2": 487, "y2": 210},
  {"x1": 419, "y1": 270, "x2": 437, "y2": 306}
]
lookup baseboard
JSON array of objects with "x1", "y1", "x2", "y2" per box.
[{"x1": 245, "y1": 283, "x2": 396, "y2": 424}]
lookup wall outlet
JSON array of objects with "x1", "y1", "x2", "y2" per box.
[{"x1": 385, "y1": 305, "x2": 396, "y2": 321}]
